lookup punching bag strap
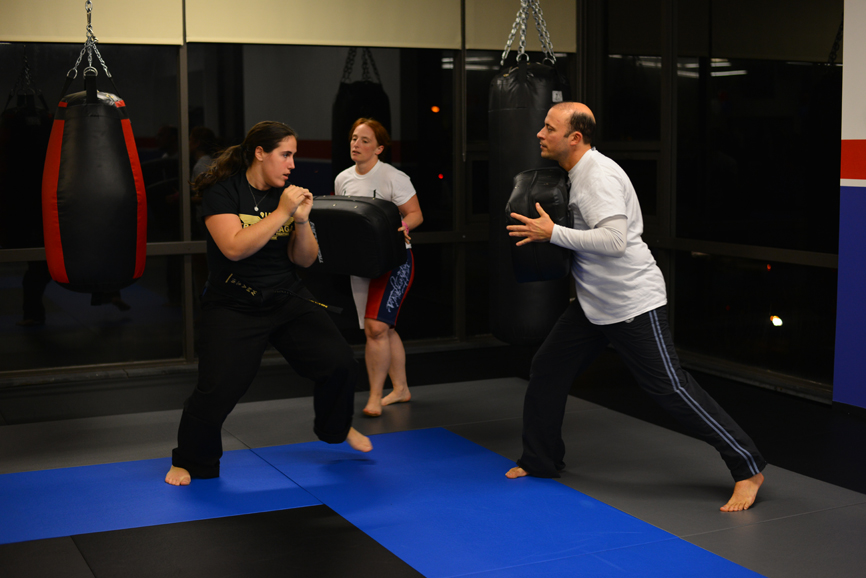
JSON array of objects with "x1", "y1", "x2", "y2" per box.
[{"x1": 84, "y1": 69, "x2": 98, "y2": 104}]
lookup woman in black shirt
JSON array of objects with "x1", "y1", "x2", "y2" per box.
[{"x1": 165, "y1": 121, "x2": 371, "y2": 486}]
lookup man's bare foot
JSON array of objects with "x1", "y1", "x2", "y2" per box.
[
  {"x1": 165, "y1": 466, "x2": 191, "y2": 486},
  {"x1": 720, "y1": 472, "x2": 764, "y2": 512},
  {"x1": 382, "y1": 388, "x2": 411, "y2": 406},
  {"x1": 346, "y1": 427, "x2": 373, "y2": 452},
  {"x1": 505, "y1": 466, "x2": 528, "y2": 479}
]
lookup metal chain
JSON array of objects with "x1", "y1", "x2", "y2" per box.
[
  {"x1": 12, "y1": 52, "x2": 34, "y2": 94},
  {"x1": 67, "y1": 0, "x2": 113, "y2": 80},
  {"x1": 500, "y1": 4, "x2": 525, "y2": 66},
  {"x1": 517, "y1": 2, "x2": 528, "y2": 62},
  {"x1": 500, "y1": 1, "x2": 556, "y2": 66},
  {"x1": 529, "y1": 0, "x2": 556, "y2": 64},
  {"x1": 364, "y1": 48, "x2": 382, "y2": 84},
  {"x1": 828, "y1": 12, "x2": 843, "y2": 66},
  {"x1": 341, "y1": 47, "x2": 382, "y2": 84},
  {"x1": 361, "y1": 48, "x2": 371, "y2": 81},
  {"x1": 341, "y1": 48, "x2": 357, "y2": 83}
]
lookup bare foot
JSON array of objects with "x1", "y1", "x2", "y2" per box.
[
  {"x1": 720, "y1": 472, "x2": 764, "y2": 512},
  {"x1": 362, "y1": 398, "x2": 382, "y2": 417},
  {"x1": 382, "y1": 388, "x2": 411, "y2": 406},
  {"x1": 165, "y1": 465, "x2": 191, "y2": 486},
  {"x1": 505, "y1": 466, "x2": 528, "y2": 479},
  {"x1": 346, "y1": 427, "x2": 373, "y2": 452}
]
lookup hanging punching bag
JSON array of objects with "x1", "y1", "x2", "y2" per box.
[
  {"x1": 489, "y1": 61, "x2": 570, "y2": 344},
  {"x1": 488, "y1": 0, "x2": 571, "y2": 345},
  {"x1": 331, "y1": 48, "x2": 391, "y2": 180},
  {"x1": 42, "y1": 72, "x2": 147, "y2": 293}
]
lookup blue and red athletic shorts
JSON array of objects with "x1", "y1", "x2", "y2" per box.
[{"x1": 365, "y1": 248, "x2": 414, "y2": 327}]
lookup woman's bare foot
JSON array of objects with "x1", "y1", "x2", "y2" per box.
[
  {"x1": 505, "y1": 466, "x2": 528, "y2": 479},
  {"x1": 382, "y1": 388, "x2": 411, "y2": 406},
  {"x1": 346, "y1": 427, "x2": 373, "y2": 452},
  {"x1": 362, "y1": 396, "x2": 382, "y2": 417},
  {"x1": 720, "y1": 472, "x2": 764, "y2": 512},
  {"x1": 165, "y1": 465, "x2": 191, "y2": 486},
  {"x1": 362, "y1": 403, "x2": 382, "y2": 417}
]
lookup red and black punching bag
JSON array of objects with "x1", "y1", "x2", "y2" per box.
[
  {"x1": 488, "y1": 60, "x2": 571, "y2": 345},
  {"x1": 41, "y1": 75, "x2": 147, "y2": 293}
]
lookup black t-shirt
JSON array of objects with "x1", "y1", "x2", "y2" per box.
[{"x1": 201, "y1": 171, "x2": 297, "y2": 290}]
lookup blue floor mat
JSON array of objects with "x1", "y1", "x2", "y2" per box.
[
  {"x1": 0, "y1": 449, "x2": 320, "y2": 544},
  {"x1": 0, "y1": 427, "x2": 762, "y2": 577},
  {"x1": 254, "y1": 428, "x2": 762, "y2": 578}
]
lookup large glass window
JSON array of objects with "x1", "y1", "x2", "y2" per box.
[
  {"x1": 1, "y1": 43, "x2": 183, "y2": 372},
  {"x1": 673, "y1": 0, "x2": 843, "y2": 254},
  {"x1": 672, "y1": 252, "x2": 836, "y2": 385},
  {"x1": 676, "y1": 57, "x2": 842, "y2": 252},
  {"x1": 187, "y1": 44, "x2": 454, "y2": 230},
  {"x1": 187, "y1": 44, "x2": 456, "y2": 351},
  {"x1": 0, "y1": 43, "x2": 182, "y2": 248}
]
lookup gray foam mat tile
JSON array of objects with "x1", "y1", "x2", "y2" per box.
[
  {"x1": 222, "y1": 397, "x2": 322, "y2": 448},
  {"x1": 351, "y1": 377, "x2": 596, "y2": 436},
  {"x1": 551, "y1": 408, "x2": 866, "y2": 536},
  {"x1": 685, "y1": 502, "x2": 866, "y2": 578},
  {"x1": 0, "y1": 409, "x2": 246, "y2": 474}
]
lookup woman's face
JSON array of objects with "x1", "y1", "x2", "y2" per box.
[
  {"x1": 257, "y1": 136, "x2": 297, "y2": 188},
  {"x1": 350, "y1": 124, "x2": 384, "y2": 166}
]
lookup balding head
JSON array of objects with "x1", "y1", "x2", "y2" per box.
[{"x1": 551, "y1": 102, "x2": 596, "y2": 146}]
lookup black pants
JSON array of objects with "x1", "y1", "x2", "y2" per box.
[
  {"x1": 172, "y1": 289, "x2": 358, "y2": 478},
  {"x1": 517, "y1": 302, "x2": 766, "y2": 482}
]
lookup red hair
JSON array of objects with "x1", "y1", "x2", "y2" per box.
[{"x1": 349, "y1": 118, "x2": 391, "y2": 150}]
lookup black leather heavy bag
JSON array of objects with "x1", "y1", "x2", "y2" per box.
[
  {"x1": 505, "y1": 167, "x2": 572, "y2": 283},
  {"x1": 489, "y1": 61, "x2": 570, "y2": 345},
  {"x1": 41, "y1": 86, "x2": 147, "y2": 293},
  {"x1": 308, "y1": 196, "x2": 404, "y2": 278}
]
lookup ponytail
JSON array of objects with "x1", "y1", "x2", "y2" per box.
[
  {"x1": 192, "y1": 120, "x2": 298, "y2": 194},
  {"x1": 191, "y1": 144, "x2": 248, "y2": 194}
]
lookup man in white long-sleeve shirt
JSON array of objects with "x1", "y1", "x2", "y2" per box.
[{"x1": 505, "y1": 102, "x2": 766, "y2": 512}]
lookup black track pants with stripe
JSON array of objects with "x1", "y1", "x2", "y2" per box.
[{"x1": 517, "y1": 302, "x2": 767, "y2": 482}]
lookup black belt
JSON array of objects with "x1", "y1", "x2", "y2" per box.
[{"x1": 206, "y1": 272, "x2": 343, "y2": 315}]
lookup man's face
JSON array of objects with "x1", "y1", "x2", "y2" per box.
[{"x1": 537, "y1": 108, "x2": 574, "y2": 163}]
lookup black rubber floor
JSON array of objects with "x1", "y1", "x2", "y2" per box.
[{"x1": 0, "y1": 506, "x2": 423, "y2": 578}]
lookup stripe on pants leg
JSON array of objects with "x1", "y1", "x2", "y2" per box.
[{"x1": 648, "y1": 311, "x2": 760, "y2": 477}]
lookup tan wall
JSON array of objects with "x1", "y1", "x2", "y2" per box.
[
  {"x1": 0, "y1": 0, "x2": 184, "y2": 44},
  {"x1": 1, "y1": 0, "x2": 576, "y2": 51}
]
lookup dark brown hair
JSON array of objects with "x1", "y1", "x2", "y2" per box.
[{"x1": 192, "y1": 121, "x2": 297, "y2": 193}]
